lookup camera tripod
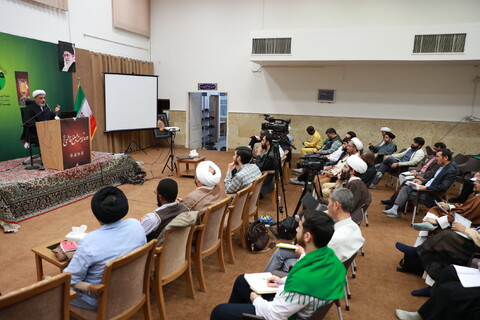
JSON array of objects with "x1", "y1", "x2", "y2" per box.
[
  {"x1": 261, "y1": 136, "x2": 293, "y2": 238},
  {"x1": 292, "y1": 170, "x2": 324, "y2": 217},
  {"x1": 161, "y1": 130, "x2": 177, "y2": 176}
]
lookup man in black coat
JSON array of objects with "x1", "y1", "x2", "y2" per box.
[{"x1": 255, "y1": 133, "x2": 277, "y2": 196}]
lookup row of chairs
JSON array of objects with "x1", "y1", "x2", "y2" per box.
[{"x1": 0, "y1": 172, "x2": 270, "y2": 320}]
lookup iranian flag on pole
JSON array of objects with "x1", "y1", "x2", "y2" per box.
[{"x1": 74, "y1": 85, "x2": 97, "y2": 139}]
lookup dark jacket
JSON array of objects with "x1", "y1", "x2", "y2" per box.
[
  {"x1": 422, "y1": 161, "x2": 458, "y2": 192},
  {"x1": 256, "y1": 148, "x2": 277, "y2": 195}
]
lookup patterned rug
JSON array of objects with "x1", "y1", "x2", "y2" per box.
[{"x1": 0, "y1": 152, "x2": 145, "y2": 223}]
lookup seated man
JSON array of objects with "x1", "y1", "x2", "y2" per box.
[
  {"x1": 395, "y1": 264, "x2": 480, "y2": 320},
  {"x1": 255, "y1": 133, "x2": 277, "y2": 196},
  {"x1": 293, "y1": 128, "x2": 342, "y2": 175},
  {"x1": 210, "y1": 210, "x2": 346, "y2": 320},
  {"x1": 328, "y1": 138, "x2": 349, "y2": 164},
  {"x1": 449, "y1": 171, "x2": 480, "y2": 203},
  {"x1": 345, "y1": 131, "x2": 356, "y2": 139},
  {"x1": 224, "y1": 146, "x2": 261, "y2": 194},
  {"x1": 370, "y1": 137, "x2": 425, "y2": 189},
  {"x1": 65, "y1": 186, "x2": 147, "y2": 311},
  {"x1": 180, "y1": 160, "x2": 226, "y2": 217},
  {"x1": 290, "y1": 137, "x2": 362, "y2": 186},
  {"x1": 413, "y1": 177, "x2": 480, "y2": 233},
  {"x1": 265, "y1": 188, "x2": 365, "y2": 273},
  {"x1": 140, "y1": 178, "x2": 189, "y2": 241},
  {"x1": 321, "y1": 154, "x2": 372, "y2": 206},
  {"x1": 383, "y1": 149, "x2": 457, "y2": 218},
  {"x1": 368, "y1": 126, "x2": 392, "y2": 151},
  {"x1": 369, "y1": 131, "x2": 396, "y2": 164},
  {"x1": 300, "y1": 126, "x2": 323, "y2": 156},
  {"x1": 397, "y1": 142, "x2": 447, "y2": 185},
  {"x1": 361, "y1": 151, "x2": 377, "y2": 186},
  {"x1": 313, "y1": 127, "x2": 342, "y2": 155},
  {"x1": 316, "y1": 137, "x2": 363, "y2": 185}
]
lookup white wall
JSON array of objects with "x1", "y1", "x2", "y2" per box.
[
  {"x1": 0, "y1": 0, "x2": 150, "y2": 60},
  {"x1": 151, "y1": 0, "x2": 480, "y2": 122}
]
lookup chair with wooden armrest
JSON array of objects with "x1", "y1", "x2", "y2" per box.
[
  {"x1": 246, "y1": 173, "x2": 268, "y2": 226},
  {"x1": 69, "y1": 240, "x2": 157, "y2": 320},
  {"x1": 0, "y1": 272, "x2": 72, "y2": 320},
  {"x1": 152, "y1": 225, "x2": 196, "y2": 320},
  {"x1": 224, "y1": 184, "x2": 254, "y2": 263},
  {"x1": 192, "y1": 196, "x2": 231, "y2": 292}
]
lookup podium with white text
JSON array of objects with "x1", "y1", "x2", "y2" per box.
[{"x1": 36, "y1": 117, "x2": 91, "y2": 170}]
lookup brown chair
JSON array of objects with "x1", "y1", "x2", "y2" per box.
[
  {"x1": 452, "y1": 153, "x2": 470, "y2": 166},
  {"x1": 69, "y1": 240, "x2": 157, "y2": 320},
  {"x1": 0, "y1": 272, "x2": 72, "y2": 320},
  {"x1": 241, "y1": 299, "x2": 342, "y2": 320},
  {"x1": 224, "y1": 184, "x2": 254, "y2": 263},
  {"x1": 245, "y1": 173, "x2": 268, "y2": 228},
  {"x1": 153, "y1": 225, "x2": 196, "y2": 320},
  {"x1": 193, "y1": 196, "x2": 231, "y2": 292}
]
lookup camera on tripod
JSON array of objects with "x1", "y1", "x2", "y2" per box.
[
  {"x1": 296, "y1": 155, "x2": 328, "y2": 172},
  {"x1": 261, "y1": 114, "x2": 291, "y2": 134}
]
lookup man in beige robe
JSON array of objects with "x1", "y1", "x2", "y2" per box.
[{"x1": 180, "y1": 160, "x2": 226, "y2": 218}]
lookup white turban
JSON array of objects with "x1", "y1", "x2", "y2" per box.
[
  {"x1": 347, "y1": 155, "x2": 367, "y2": 174},
  {"x1": 32, "y1": 90, "x2": 46, "y2": 98},
  {"x1": 350, "y1": 137, "x2": 363, "y2": 151},
  {"x1": 380, "y1": 127, "x2": 391, "y2": 132},
  {"x1": 195, "y1": 161, "x2": 221, "y2": 187}
]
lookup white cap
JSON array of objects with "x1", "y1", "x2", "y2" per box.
[
  {"x1": 32, "y1": 90, "x2": 46, "y2": 98},
  {"x1": 346, "y1": 155, "x2": 368, "y2": 174},
  {"x1": 350, "y1": 137, "x2": 363, "y2": 151},
  {"x1": 380, "y1": 127, "x2": 391, "y2": 132}
]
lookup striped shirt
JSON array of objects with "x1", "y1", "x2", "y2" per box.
[{"x1": 224, "y1": 163, "x2": 261, "y2": 194}]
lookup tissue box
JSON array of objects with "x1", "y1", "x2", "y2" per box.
[{"x1": 66, "y1": 225, "x2": 88, "y2": 243}]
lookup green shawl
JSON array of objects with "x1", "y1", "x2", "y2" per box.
[{"x1": 284, "y1": 246, "x2": 346, "y2": 301}]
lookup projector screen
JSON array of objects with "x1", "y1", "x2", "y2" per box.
[{"x1": 104, "y1": 73, "x2": 158, "y2": 132}]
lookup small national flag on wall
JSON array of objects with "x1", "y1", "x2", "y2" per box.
[{"x1": 74, "y1": 85, "x2": 97, "y2": 139}]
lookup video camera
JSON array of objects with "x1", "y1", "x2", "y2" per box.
[
  {"x1": 296, "y1": 154, "x2": 328, "y2": 172},
  {"x1": 261, "y1": 114, "x2": 291, "y2": 134}
]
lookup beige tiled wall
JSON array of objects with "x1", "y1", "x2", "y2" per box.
[{"x1": 170, "y1": 110, "x2": 480, "y2": 155}]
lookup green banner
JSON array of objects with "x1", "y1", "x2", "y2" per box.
[{"x1": 0, "y1": 32, "x2": 73, "y2": 161}]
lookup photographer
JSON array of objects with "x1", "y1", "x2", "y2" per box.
[{"x1": 255, "y1": 133, "x2": 276, "y2": 196}]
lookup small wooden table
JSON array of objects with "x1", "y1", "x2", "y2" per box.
[
  {"x1": 31, "y1": 237, "x2": 69, "y2": 281},
  {"x1": 176, "y1": 156, "x2": 206, "y2": 177}
]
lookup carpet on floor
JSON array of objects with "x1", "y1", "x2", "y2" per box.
[{"x1": 0, "y1": 152, "x2": 145, "y2": 222}]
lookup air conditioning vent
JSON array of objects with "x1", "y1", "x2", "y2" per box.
[
  {"x1": 413, "y1": 33, "x2": 466, "y2": 53},
  {"x1": 252, "y1": 38, "x2": 291, "y2": 54}
]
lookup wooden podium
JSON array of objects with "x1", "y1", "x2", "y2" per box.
[{"x1": 36, "y1": 117, "x2": 92, "y2": 170}]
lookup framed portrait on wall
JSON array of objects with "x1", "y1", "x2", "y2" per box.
[
  {"x1": 154, "y1": 113, "x2": 170, "y2": 138},
  {"x1": 58, "y1": 41, "x2": 76, "y2": 72}
]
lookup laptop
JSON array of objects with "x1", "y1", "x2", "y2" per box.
[{"x1": 60, "y1": 111, "x2": 77, "y2": 119}]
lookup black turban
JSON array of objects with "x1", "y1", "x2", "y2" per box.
[
  {"x1": 385, "y1": 131, "x2": 396, "y2": 140},
  {"x1": 91, "y1": 186, "x2": 129, "y2": 224}
]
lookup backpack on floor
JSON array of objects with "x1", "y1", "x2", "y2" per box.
[
  {"x1": 278, "y1": 216, "x2": 298, "y2": 240},
  {"x1": 245, "y1": 220, "x2": 275, "y2": 252}
]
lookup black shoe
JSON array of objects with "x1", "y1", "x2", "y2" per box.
[
  {"x1": 385, "y1": 205, "x2": 392, "y2": 210},
  {"x1": 381, "y1": 200, "x2": 392, "y2": 205}
]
